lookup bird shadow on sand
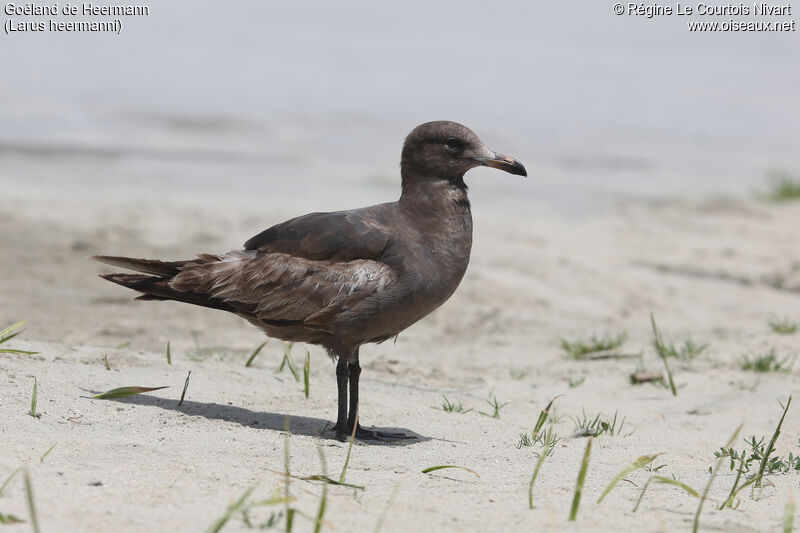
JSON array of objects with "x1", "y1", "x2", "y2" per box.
[{"x1": 102, "y1": 394, "x2": 430, "y2": 446}]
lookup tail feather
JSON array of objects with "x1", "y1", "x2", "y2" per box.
[
  {"x1": 98, "y1": 272, "x2": 251, "y2": 314},
  {"x1": 92, "y1": 255, "x2": 186, "y2": 276}
]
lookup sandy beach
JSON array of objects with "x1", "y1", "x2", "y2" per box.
[
  {"x1": 2, "y1": 182, "x2": 799, "y2": 532},
  {"x1": 2, "y1": 1, "x2": 800, "y2": 530}
]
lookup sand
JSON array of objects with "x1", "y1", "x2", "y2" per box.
[{"x1": 2, "y1": 185, "x2": 799, "y2": 532}]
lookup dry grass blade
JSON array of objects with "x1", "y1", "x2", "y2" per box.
[
  {"x1": 569, "y1": 437, "x2": 593, "y2": 521},
  {"x1": 0, "y1": 467, "x2": 21, "y2": 496},
  {"x1": 93, "y1": 385, "x2": 168, "y2": 399},
  {"x1": 23, "y1": 470, "x2": 40, "y2": 533},
  {"x1": 421, "y1": 465, "x2": 480, "y2": 478},
  {"x1": 630, "y1": 372, "x2": 664, "y2": 384},
  {"x1": 178, "y1": 371, "x2": 192, "y2": 407},
  {"x1": 651, "y1": 313, "x2": 677, "y2": 396},
  {"x1": 245, "y1": 339, "x2": 269, "y2": 367},
  {"x1": 694, "y1": 424, "x2": 742, "y2": 533},
  {"x1": 597, "y1": 454, "x2": 661, "y2": 503},
  {"x1": 0, "y1": 321, "x2": 38, "y2": 355}
]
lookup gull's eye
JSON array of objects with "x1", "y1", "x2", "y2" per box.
[{"x1": 444, "y1": 137, "x2": 463, "y2": 152}]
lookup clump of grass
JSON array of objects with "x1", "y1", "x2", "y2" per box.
[
  {"x1": 657, "y1": 338, "x2": 708, "y2": 361},
  {"x1": 244, "y1": 339, "x2": 269, "y2": 367},
  {"x1": 517, "y1": 427, "x2": 560, "y2": 450},
  {"x1": 479, "y1": 394, "x2": 508, "y2": 419},
  {"x1": 739, "y1": 348, "x2": 794, "y2": 373},
  {"x1": 0, "y1": 322, "x2": 38, "y2": 355},
  {"x1": 568, "y1": 376, "x2": 586, "y2": 388},
  {"x1": 178, "y1": 371, "x2": 191, "y2": 407},
  {"x1": 761, "y1": 169, "x2": 800, "y2": 202},
  {"x1": 651, "y1": 314, "x2": 678, "y2": 396},
  {"x1": 569, "y1": 437, "x2": 593, "y2": 521},
  {"x1": 560, "y1": 332, "x2": 628, "y2": 359},
  {"x1": 770, "y1": 317, "x2": 798, "y2": 335},
  {"x1": 439, "y1": 396, "x2": 471, "y2": 414},
  {"x1": 29, "y1": 378, "x2": 39, "y2": 418},
  {"x1": 92, "y1": 385, "x2": 168, "y2": 399},
  {"x1": 571, "y1": 410, "x2": 626, "y2": 438}
]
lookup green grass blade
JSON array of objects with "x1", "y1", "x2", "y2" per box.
[
  {"x1": 313, "y1": 441, "x2": 328, "y2": 533},
  {"x1": 23, "y1": 470, "x2": 40, "y2": 533},
  {"x1": 93, "y1": 385, "x2": 168, "y2": 399},
  {"x1": 339, "y1": 410, "x2": 358, "y2": 483},
  {"x1": 532, "y1": 395, "x2": 562, "y2": 440},
  {"x1": 651, "y1": 475, "x2": 699, "y2": 498},
  {"x1": 651, "y1": 313, "x2": 677, "y2": 396},
  {"x1": 166, "y1": 341, "x2": 172, "y2": 365},
  {"x1": 528, "y1": 447, "x2": 551, "y2": 509},
  {"x1": 178, "y1": 371, "x2": 191, "y2": 407},
  {"x1": 29, "y1": 378, "x2": 37, "y2": 417},
  {"x1": 569, "y1": 437, "x2": 593, "y2": 521},
  {"x1": 278, "y1": 342, "x2": 301, "y2": 381},
  {"x1": 303, "y1": 350, "x2": 310, "y2": 399},
  {"x1": 597, "y1": 454, "x2": 660, "y2": 503},
  {"x1": 0, "y1": 513, "x2": 25, "y2": 524},
  {"x1": 421, "y1": 465, "x2": 480, "y2": 478},
  {"x1": 40, "y1": 443, "x2": 56, "y2": 463},
  {"x1": 694, "y1": 424, "x2": 742, "y2": 533},
  {"x1": 373, "y1": 484, "x2": 399, "y2": 533},
  {"x1": 0, "y1": 322, "x2": 38, "y2": 354},
  {"x1": 245, "y1": 339, "x2": 269, "y2": 367},
  {"x1": 756, "y1": 395, "x2": 791, "y2": 488},
  {"x1": 0, "y1": 467, "x2": 21, "y2": 496},
  {"x1": 204, "y1": 486, "x2": 255, "y2": 533},
  {"x1": 784, "y1": 498, "x2": 796, "y2": 533},
  {"x1": 0, "y1": 321, "x2": 25, "y2": 343},
  {"x1": 115, "y1": 341, "x2": 130, "y2": 349},
  {"x1": 104, "y1": 354, "x2": 111, "y2": 370}
]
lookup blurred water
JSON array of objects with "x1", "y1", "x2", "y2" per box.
[{"x1": 1, "y1": 1, "x2": 798, "y2": 216}]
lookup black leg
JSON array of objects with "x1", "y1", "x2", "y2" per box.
[
  {"x1": 346, "y1": 359, "x2": 361, "y2": 432},
  {"x1": 333, "y1": 358, "x2": 348, "y2": 439}
]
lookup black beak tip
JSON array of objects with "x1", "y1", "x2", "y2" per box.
[{"x1": 514, "y1": 161, "x2": 527, "y2": 177}]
